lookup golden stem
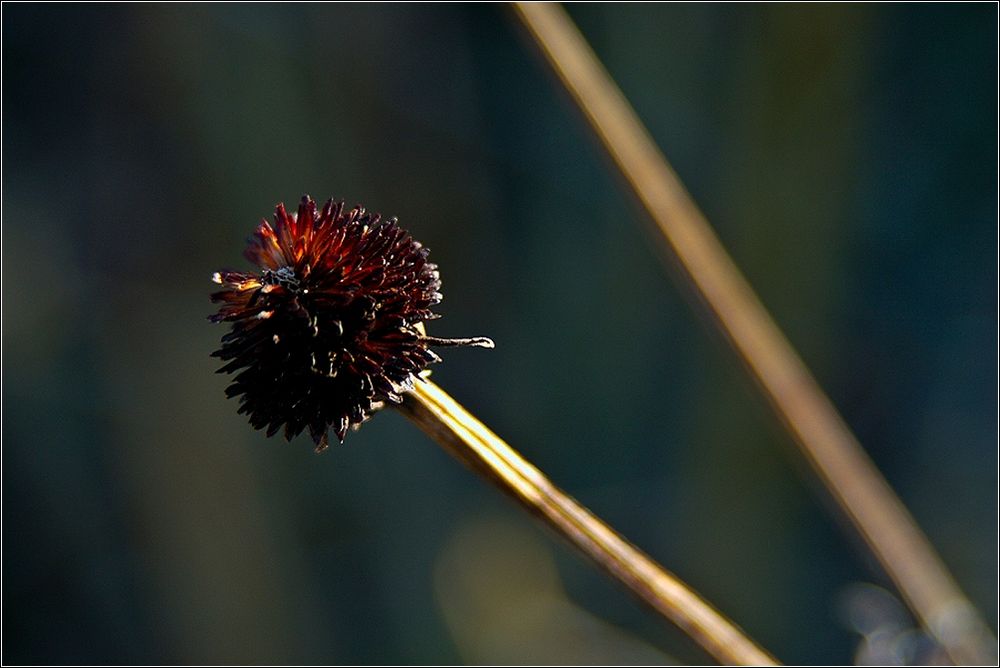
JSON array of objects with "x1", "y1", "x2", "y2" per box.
[
  {"x1": 511, "y1": 3, "x2": 996, "y2": 664},
  {"x1": 399, "y1": 379, "x2": 778, "y2": 666}
]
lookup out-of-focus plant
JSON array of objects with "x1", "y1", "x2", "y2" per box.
[{"x1": 513, "y1": 3, "x2": 997, "y2": 664}]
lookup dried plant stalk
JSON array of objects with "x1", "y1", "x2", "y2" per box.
[
  {"x1": 399, "y1": 379, "x2": 778, "y2": 666},
  {"x1": 512, "y1": 3, "x2": 996, "y2": 665}
]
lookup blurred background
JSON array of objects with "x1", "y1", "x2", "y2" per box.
[{"x1": 3, "y1": 4, "x2": 996, "y2": 664}]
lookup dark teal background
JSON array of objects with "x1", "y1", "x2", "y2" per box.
[{"x1": 3, "y1": 4, "x2": 996, "y2": 664}]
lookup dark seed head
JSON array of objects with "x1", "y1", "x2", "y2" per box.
[{"x1": 210, "y1": 195, "x2": 493, "y2": 452}]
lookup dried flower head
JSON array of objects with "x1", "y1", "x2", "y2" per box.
[{"x1": 210, "y1": 195, "x2": 493, "y2": 452}]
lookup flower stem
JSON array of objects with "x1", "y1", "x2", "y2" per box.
[
  {"x1": 398, "y1": 379, "x2": 778, "y2": 666},
  {"x1": 511, "y1": 3, "x2": 997, "y2": 664}
]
